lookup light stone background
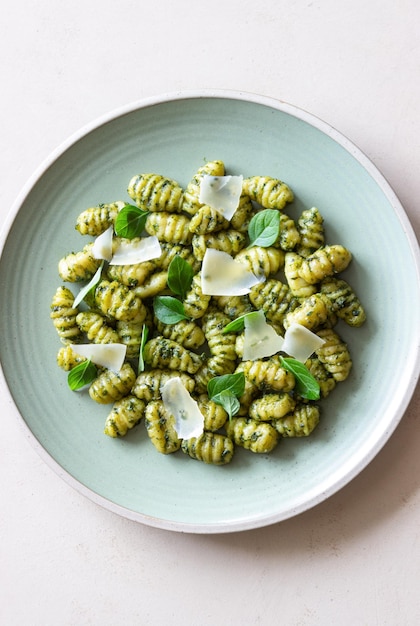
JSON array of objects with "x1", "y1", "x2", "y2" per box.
[{"x1": 1, "y1": 1, "x2": 419, "y2": 624}]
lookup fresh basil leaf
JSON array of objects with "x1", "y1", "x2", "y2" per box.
[
  {"x1": 207, "y1": 372, "x2": 245, "y2": 401},
  {"x1": 114, "y1": 204, "x2": 149, "y2": 239},
  {"x1": 222, "y1": 311, "x2": 260, "y2": 334},
  {"x1": 153, "y1": 295, "x2": 189, "y2": 324},
  {"x1": 211, "y1": 389, "x2": 240, "y2": 421},
  {"x1": 280, "y1": 356, "x2": 320, "y2": 400},
  {"x1": 138, "y1": 324, "x2": 149, "y2": 373},
  {"x1": 73, "y1": 261, "x2": 104, "y2": 308},
  {"x1": 68, "y1": 359, "x2": 97, "y2": 391},
  {"x1": 167, "y1": 256, "x2": 194, "y2": 300},
  {"x1": 248, "y1": 209, "x2": 280, "y2": 248}
]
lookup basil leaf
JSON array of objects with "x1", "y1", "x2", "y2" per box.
[
  {"x1": 153, "y1": 295, "x2": 189, "y2": 324},
  {"x1": 114, "y1": 204, "x2": 149, "y2": 239},
  {"x1": 211, "y1": 389, "x2": 240, "y2": 421},
  {"x1": 167, "y1": 256, "x2": 194, "y2": 300},
  {"x1": 248, "y1": 209, "x2": 280, "y2": 248},
  {"x1": 280, "y1": 356, "x2": 320, "y2": 400},
  {"x1": 222, "y1": 311, "x2": 260, "y2": 334},
  {"x1": 138, "y1": 324, "x2": 149, "y2": 373},
  {"x1": 68, "y1": 359, "x2": 97, "y2": 391},
  {"x1": 207, "y1": 372, "x2": 245, "y2": 401}
]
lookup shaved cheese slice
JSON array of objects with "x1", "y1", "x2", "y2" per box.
[
  {"x1": 201, "y1": 248, "x2": 262, "y2": 296},
  {"x1": 281, "y1": 323, "x2": 326, "y2": 362},
  {"x1": 242, "y1": 310, "x2": 284, "y2": 361},
  {"x1": 110, "y1": 235, "x2": 161, "y2": 266},
  {"x1": 161, "y1": 377, "x2": 204, "y2": 439},
  {"x1": 199, "y1": 175, "x2": 243, "y2": 220},
  {"x1": 92, "y1": 226, "x2": 114, "y2": 261},
  {"x1": 70, "y1": 343, "x2": 127, "y2": 372}
]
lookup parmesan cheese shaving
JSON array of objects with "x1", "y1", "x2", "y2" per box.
[
  {"x1": 199, "y1": 175, "x2": 243, "y2": 220},
  {"x1": 91, "y1": 226, "x2": 114, "y2": 261},
  {"x1": 161, "y1": 377, "x2": 204, "y2": 439},
  {"x1": 69, "y1": 343, "x2": 127, "y2": 372},
  {"x1": 242, "y1": 310, "x2": 284, "y2": 361},
  {"x1": 201, "y1": 248, "x2": 262, "y2": 296},
  {"x1": 109, "y1": 235, "x2": 162, "y2": 266},
  {"x1": 281, "y1": 323, "x2": 326, "y2": 362}
]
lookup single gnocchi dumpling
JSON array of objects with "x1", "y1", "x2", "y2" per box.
[
  {"x1": 56, "y1": 345, "x2": 87, "y2": 371},
  {"x1": 104, "y1": 395, "x2": 146, "y2": 438},
  {"x1": 296, "y1": 207, "x2": 325, "y2": 257},
  {"x1": 275, "y1": 213, "x2": 300, "y2": 251},
  {"x1": 315, "y1": 328, "x2": 352, "y2": 382},
  {"x1": 225, "y1": 417, "x2": 278, "y2": 454},
  {"x1": 145, "y1": 211, "x2": 193, "y2": 245},
  {"x1": 304, "y1": 356, "x2": 336, "y2": 398},
  {"x1": 50, "y1": 286, "x2": 83, "y2": 344},
  {"x1": 132, "y1": 271, "x2": 168, "y2": 299},
  {"x1": 76, "y1": 311, "x2": 120, "y2": 344},
  {"x1": 132, "y1": 369, "x2": 195, "y2": 402},
  {"x1": 144, "y1": 400, "x2": 181, "y2": 454},
  {"x1": 143, "y1": 336, "x2": 204, "y2": 374},
  {"x1": 249, "y1": 278, "x2": 297, "y2": 327},
  {"x1": 249, "y1": 392, "x2": 296, "y2": 421},
  {"x1": 201, "y1": 307, "x2": 237, "y2": 361},
  {"x1": 58, "y1": 243, "x2": 102, "y2": 282},
  {"x1": 297, "y1": 244, "x2": 352, "y2": 284},
  {"x1": 192, "y1": 229, "x2": 247, "y2": 261},
  {"x1": 284, "y1": 252, "x2": 317, "y2": 298},
  {"x1": 283, "y1": 293, "x2": 332, "y2": 331},
  {"x1": 127, "y1": 173, "x2": 184, "y2": 213},
  {"x1": 234, "y1": 246, "x2": 284, "y2": 279},
  {"x1": 188, "y1": 205, "x2": 230, "y2": 234},
  {"x1": 320, "y1": 277, "x2": 366, "y2": 327},
  {"x1": 75, "y1": 201, "x2": 125, "y2": 236},
  {"x1": 154, "y1": 317, "x2": 206, "y2": 350},
  {"x1": 181, "y1": 431, "x2": 234, "y2": 465},
  {"x1": 242, "y1": 175, "x2": 294, "y2": 210},
  {"x1": 183, "y1": 272, "x2": 211, "y2": 319},
  {"x1": 94, "y1": 280, "x2": 146, "y2": 322},
  {"x1": 273, "y1": 404, "x2": 320, "y2": 437},
  {"x1": 196, "y1": 395, "x2": 228, "y2": 431},
  {"x1": 239, "y1": 358, "x2": 295, "y2": 393},
  {"x1": 230, "y1": 194, "x2": 254, "y2": 233},
  {"x1": 107, "y1": 259, "x2": 157, "y2": 287},
  {"x1": 89, "y1": 363, "x2": 136, "y2": 404}
]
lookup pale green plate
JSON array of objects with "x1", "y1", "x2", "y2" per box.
[{"x1": 1, "y1": 91, "x2": 419, "y2": 533}]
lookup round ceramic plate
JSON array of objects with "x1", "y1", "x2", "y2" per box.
[{"x1": 1, "y1": 91, "x2": 419, "y2": 533}]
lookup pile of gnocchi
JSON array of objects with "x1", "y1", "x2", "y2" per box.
[{"x1": 50, "y1": 160, "x2": 366, "y2": 465}]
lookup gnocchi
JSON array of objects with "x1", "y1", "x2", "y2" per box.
[{"x1": 50, "y1": 159, "x2": 366, "y2": 466}]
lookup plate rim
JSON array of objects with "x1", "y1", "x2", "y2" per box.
[{"x1": 1, "y1": 88, "x2": 420, "y2": 534}]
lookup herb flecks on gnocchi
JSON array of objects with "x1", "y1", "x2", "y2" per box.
[{"x1": 50, "y1": 159, "x2": 366, "y2": 466}]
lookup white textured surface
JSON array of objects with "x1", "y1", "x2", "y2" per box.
[{"x1": 1, "y1": 1, "x2": 419, "y2": 624}]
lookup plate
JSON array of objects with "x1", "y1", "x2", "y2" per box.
[{"x1": 1, "y1": 90, "x2": 419, "y2": 533}]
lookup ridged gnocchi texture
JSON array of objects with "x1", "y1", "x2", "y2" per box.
[
  {"x1": 58, "y1": 243, "x2": 101, "y2": 282},
  {"x1": 144, "y1": 400, "x2": 181, "y2": 454},
  {"x1": 104, "y1": 395, "x2": 146, "y2": 438},
  {"x1": 89, "y1": 363, "x2": 136, "y2": 404},
  {"x1": 52, "y1": 159, "x2": 366, "y2": 465},
  {"x1": 242, "y1": 175, "x2": 294, "y2": 210},
  {"x1": 181, "y1": 432, "x2": 234, "y2": 465},
  {"x1": 75, "y1": 201, "x2": 125, "y2": 236},
  {"x1": 50, "y1": 286, "x2": 83, "y2": 344},
  {"x1": 128, "y1": 173, "x2": 184, "y2": 213}
]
